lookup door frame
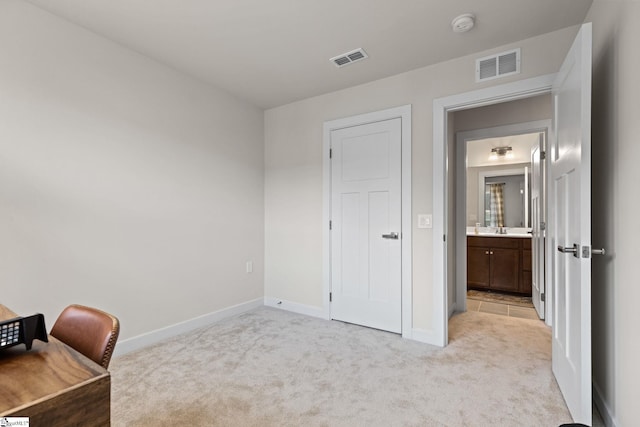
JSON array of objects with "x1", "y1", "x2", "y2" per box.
[
  {"x1": 322, "y1": 105, "x2": 412, "y2": 337},
  {"x1": 433, "y1": 74, "x2": 556, "y2": 346},
  {"x1": 454, "y1": 120, "x2": 551, "y2": 318}
]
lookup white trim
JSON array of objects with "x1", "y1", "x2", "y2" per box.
[
  {"x1": 410, "y1": 328, "x2": 441, "y2": 345},
  {"x1": 113, "y1": 298, "x2": 263, "y2": 357},
  {"x1": 263, "y1": 297, "x2": 325, "y2": 319},
  {"x1": 448, "y1": 302, "x2": 457, "y2": 319},
  {"x1": 593, "y1": 382, "x2": 617, "y2": 427},
  {"x1": 322, "y1": 105, "x2": 412, "y2": 337},
  {"x1": 433, "y1": 73, "x2": 556, "y2": 347}
]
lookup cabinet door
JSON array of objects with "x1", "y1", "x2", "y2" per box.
[
  {"x1": 467, "y1": 247, "x2": 490, "y2": 289},
  {"x1": 489, "y1": 248, "x2": 520, "y2": 292}
]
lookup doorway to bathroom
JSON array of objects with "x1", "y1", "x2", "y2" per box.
[{"x1": 451, "y1": 94, "x2": 551, "y2": 324}]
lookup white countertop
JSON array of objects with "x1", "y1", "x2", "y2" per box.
[{"x1": 466, "y1": 227, "x2": 532, "y2": 238}]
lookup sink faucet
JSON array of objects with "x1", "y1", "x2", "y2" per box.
[{"x1": 497, "y1": 226, "x2": 508, "y2": 234}]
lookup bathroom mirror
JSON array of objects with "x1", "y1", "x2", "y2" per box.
[
  {"x1": 464, "y1": 131, "x2": 542, "y2": 229},
  {"x1": 478, "y1": 167, "x2": 529, "y2": 228}
]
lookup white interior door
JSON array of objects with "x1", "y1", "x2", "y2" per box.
[
  {"x1": 550, "y1": 23, "x2": 592, "y2": 425},
  {"x1": 531, "y1": 134, "x2": 545, "y2": 319},
  {"x1": 330, "y1": 118, "x2": 402, "y2": 333}
]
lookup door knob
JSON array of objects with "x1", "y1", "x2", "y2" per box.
[
  {"x1": 582, "y1": 246, "x2": 606, "y2": 258},
  {"x1": 382, "y1": 232, "x2": 399, "y2": 240},
  {"x1": 557, "y1": 243, "x2": 580, "y2": 258}
]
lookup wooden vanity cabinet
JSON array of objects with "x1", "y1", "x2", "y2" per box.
[{"x1": 467, "y1": 236, "x2": 532, "y2": 295}]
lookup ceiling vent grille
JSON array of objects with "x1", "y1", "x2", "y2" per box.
[
  {"x1": 476, "y1": 48, "x2": 520, "y2": 82},
  {"x1": 330, "y1": 48, "x2": 369, "y2": 68}
]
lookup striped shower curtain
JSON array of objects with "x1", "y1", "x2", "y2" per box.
[{"x1": 489, "y1": 183, "x2": 505, "y2": 227}]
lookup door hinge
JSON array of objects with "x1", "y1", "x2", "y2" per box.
[
  {"x1": 540, "y1": 221, "x2": 546, "y2": 231},
  {"x1": 540, "y1": 150, "x2": 547, "y2": 160},
  {"x1": 329, "y1": 220, "x2": 332, "y2": 230},
  {"x1": 541, "y1": 293, "x2": 545, "y2": 302},
  {"x1": 329, "y1": 148, "x2": 333, "y2": 159},
  {"x1": 443, "y1": 234, "x2": 446, "y2": 242},
  {"x1": 329, "y1": 292, "x2": 332, "y2": 302}
]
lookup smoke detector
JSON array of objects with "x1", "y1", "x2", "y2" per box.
[{"x1": 451, "y1": 13, "x2": 475, "y2": 33}]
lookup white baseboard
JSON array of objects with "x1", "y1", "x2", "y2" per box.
[
  {"x1": 448, "y1": 302, "x2": 457, "y2": 319},
  {"x1": 593, "y1": 381, "x2": 617, "y2": 427},
  {"x1": 264, "y1": 297, "x2": 326, "y2": 319},
  {"x1": 410, "y1": 328, "x2": 446, "y2": 347},
  {"x1": 113, "y1": 298, "x2": 263, "y2": 357},
  {"x1": 263, "y1": 298, "x2": 444, "y2": 348},
  {"x1": 114, "y1": 296, "x2": 446, "y2": 357}
]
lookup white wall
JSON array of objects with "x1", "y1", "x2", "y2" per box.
[
  {"x1": 587, "y1": 2, "x2": 640, "y2": 425},
  {"x1": 264, "y1": 26, "x2": 578, "y2": 331},
  {"x1": 0, "y1": 0, "x2": 264, "y2": 340},
  {"x1": 453, "y1": 94, "x2": 552, "y2": 133}
]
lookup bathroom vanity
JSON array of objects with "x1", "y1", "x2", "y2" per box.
[{"x1": 467, "y1": 234, "x2": 532, "y2": 295}]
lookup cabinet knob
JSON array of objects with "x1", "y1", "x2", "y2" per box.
[{"x1": 485, "y1": 251, "x2": 489, "y2": 255}]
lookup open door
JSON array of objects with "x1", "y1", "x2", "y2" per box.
[
  {"x1": 531, "y1": 133, "x2": 545, "y2": 320},
  {"x1": 550, "y1": 23, "x2": 592, "y2": 424}
]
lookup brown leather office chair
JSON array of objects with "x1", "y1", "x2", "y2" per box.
[{"x1": 50, "y1": 304, "x2": 120, "y2": 369}]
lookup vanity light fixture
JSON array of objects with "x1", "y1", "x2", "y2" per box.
[{"x1": 489, "y1": 146, "x2": 513, "y2": 161}]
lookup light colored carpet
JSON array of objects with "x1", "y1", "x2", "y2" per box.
[{"x1": 110, "y1": 307, "x2": 572, "y2": 426}]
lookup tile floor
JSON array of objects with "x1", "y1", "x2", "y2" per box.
[{"x1": 466, "y1": 295, "x2": 540, "y2": 320}]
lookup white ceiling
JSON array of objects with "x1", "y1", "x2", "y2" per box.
[
  {"x1": 25, "y1": 0, "x2": 592, "y2": 109},
  {"x1": 467, "y1": 133, "x2": 541, "y2": 168}
]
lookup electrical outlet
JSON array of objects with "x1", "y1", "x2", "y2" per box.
[{"x1": 246, "y1": 261, "x2": 253, "y2": 273}]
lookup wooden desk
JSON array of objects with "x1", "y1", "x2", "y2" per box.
[{"x1": 0, "y1": 304, "x2": 110, "y2": 426}]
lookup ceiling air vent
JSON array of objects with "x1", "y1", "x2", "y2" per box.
[
  {"x1": 330, "y1": 48, "x2": 369, "y2": 68},
  {"x1": 475, "y1": 48, "x2": 520, "y2": 82}
]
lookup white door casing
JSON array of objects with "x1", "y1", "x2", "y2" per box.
[
  {"x1": 531, "y1": 133, "x2": 545, "y2": 320},
  {"x1": 434, "y1": 74, "x2": 556, "y2": 347},
  {"x1": 322, "y1": 105, "x2": 412, "y2": 339},
  {"x1": 549, "y1": 23, "x2": 592, "y2": 425},
  {"x1": 330, "y1": 118, "x2": 402, "y2": 333}
]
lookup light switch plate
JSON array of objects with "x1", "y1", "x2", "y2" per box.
[{"x1": 418, "y1": 214, "x2": 432, "y2": 229}]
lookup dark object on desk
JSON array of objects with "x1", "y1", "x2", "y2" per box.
[
  {"x1": 0, "y1": 313, "x2": 48, "y2": 351},
  {"x1": 51, "y1": 304, "x2": 120, "y2": 369},
  {"x1": 1, "y1": 303, "x2": 110, "y2": 426}
]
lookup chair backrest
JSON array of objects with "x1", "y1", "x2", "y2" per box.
[{"x1": 50, "y1": 304, "x2": 120, "y2": 369}]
